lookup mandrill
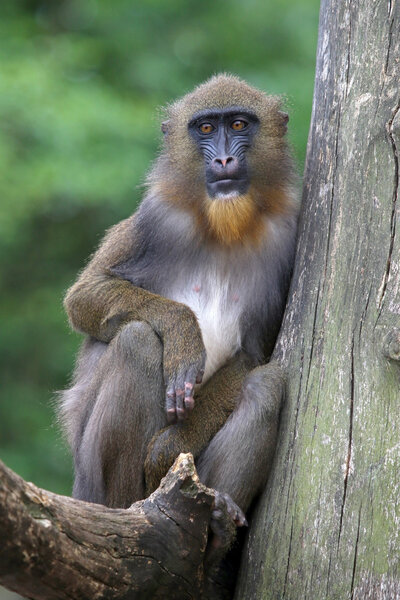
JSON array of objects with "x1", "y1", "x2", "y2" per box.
[{"x1": 60, "y1": 74, "x2": 298, "y2": 555}]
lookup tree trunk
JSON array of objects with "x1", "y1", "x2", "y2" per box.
[
  {"x1": 236, "y1": 0, "x2": 400, "y2": 598},
  {"x1": 0, "y1": 453, "x2": 217, "y2": 600}
]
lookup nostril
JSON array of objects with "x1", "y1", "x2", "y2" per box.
[{"x1": 213, "y1": 156, "x2": 235, "y2": 169}]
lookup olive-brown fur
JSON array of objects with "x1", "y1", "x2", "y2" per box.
[{"x1": 59, "y1": 74, "x2": 298, "y2": 598}]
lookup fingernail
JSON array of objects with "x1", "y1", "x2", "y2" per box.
[
  {"x1": 176, "y1": 408, "x2": 185, "y2": 420},
  {"x1": 184, "y1": 397, "x2": 194, "y2": 410},
  {"x1": 167, "y1": 409, "x2": 176, "y2": 423}
]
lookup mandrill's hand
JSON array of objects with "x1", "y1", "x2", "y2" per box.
[{"x1": 161, "y1": 303, "x2": 206, "y2": 424}]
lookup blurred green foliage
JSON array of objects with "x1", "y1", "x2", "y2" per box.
[{"x1": 0, "y1": 0, "x2": 319, "y2": 496}]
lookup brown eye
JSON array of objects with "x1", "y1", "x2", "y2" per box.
[
  {"x1": 231, "y1": 120, "x2": 247, "y2": 131},
  {"x1": 199, "y1": 123, "x2": 214, "y2": 134}
]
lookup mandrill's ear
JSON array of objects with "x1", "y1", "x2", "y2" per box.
[
  {"x1": 161, "y1": 120, "x2": 170, "y2": 135},
  {"x1": 278, "y1": 111, "x2": 289, "y2": 135}
]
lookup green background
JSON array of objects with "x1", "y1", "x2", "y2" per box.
[{"x1": 0, "y1": 0, "x2": 320, "y2": 500}]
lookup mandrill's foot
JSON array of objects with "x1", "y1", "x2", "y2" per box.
[
  {"x1": 204, "y1": 491, "x2": 248, "y2": 598},
  {"x1": 210, "y1": 491, "x2": 247, "y2": 551}
]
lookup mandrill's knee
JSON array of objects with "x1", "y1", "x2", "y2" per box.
[
  {"x1": 243, "y1": 361, "x2": 285, "y2": 421},
  {"x1": 112, "y1": 321, "x2": 163, "y2": 370}
]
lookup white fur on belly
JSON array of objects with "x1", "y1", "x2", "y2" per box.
[{"x1": 166, "y1": 276, "x2": 242, "y2": 382}]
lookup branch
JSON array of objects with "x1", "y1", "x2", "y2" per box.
[{"x1": 0, "y1": 453, "x2": 215, "y2": 600}]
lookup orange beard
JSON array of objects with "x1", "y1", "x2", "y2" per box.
[{"x1": 205, "y1": 192, "x2": 263, "y2": 246}]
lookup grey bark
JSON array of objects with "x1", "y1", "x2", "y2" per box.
[
  {"x1": 236, "y1": 0, "x2": 400, "y2": 598},
  {"x1": 0, "y1": 453, "x2": 215, "y2": 600}
]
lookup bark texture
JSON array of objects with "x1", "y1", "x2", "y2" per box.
[
  {"x1": 236, "y1": 0, "x2": 400, "y2": 598},
  {"x1": 0, "y1": 453, "x2": 215, "y2": 600}
]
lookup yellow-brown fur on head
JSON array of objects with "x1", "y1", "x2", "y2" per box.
[{"x1": 148, "y1": 74, "x2": 297, "y2": 246}]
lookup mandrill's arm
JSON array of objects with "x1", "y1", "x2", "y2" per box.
[
  {"x1": 64, "y1": 216, "x2": 205, "y2": 422},
  {"x1": 65, "y1": 217, "x2": 184, "y2": 343}
]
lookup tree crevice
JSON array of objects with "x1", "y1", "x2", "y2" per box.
[
  {"x1": 282, "y1": 515, "x2": 294, "y2": 598},
  {"x1": 338, "y1": 333, "x2": 355, "y2": 545},
  {"x1": 153, "y1": 498, "x2": 204, "y2": 545},
  {"x1": 350, "y1": 502, "x2": 362, "y2": 600},
  {"x1": 384, "y1": 2, "x2": 395, "y2": 75},
  {"x1": 378, "y1": 100, "x2": 399, "y2": 312},
  {"x1": 305, "y1": 281, "x2": 321, "y2": 392},
  {"x1": 345, "y1": 3, "x2": 352, "y2": 99}
]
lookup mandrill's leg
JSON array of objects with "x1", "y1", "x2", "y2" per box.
[
  {"x1": 145, "y1": 359, "x2": 283, "y2": 514},
  {"x1": 196, "y1": 362, "x2": 284, "y2": 513},
  {"x1": 199, "y1": 363, "x2": 284, "y2": 600},
  {"x1": 144, "y1": 353, "x2": 251, "y2": 495},
  {"x1": 71, "y1": 321, "x2": 166, "y2": 508}
]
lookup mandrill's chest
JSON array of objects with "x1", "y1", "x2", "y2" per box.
[
  {"x1": 165, "y1": 277, "x2": 241, "y2": 382},
  {"x1": 160, "y1": 255, "x2": 262, "y2": 382}
]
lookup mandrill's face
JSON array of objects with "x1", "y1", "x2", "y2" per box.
[
  {"x1": 187, "y1": 106, "x2": 259, "y2": 200},
  {"x1": 153, "y1": 75, "x2": 294, "y2": 246}
]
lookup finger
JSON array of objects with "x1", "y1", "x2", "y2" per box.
[
  {"x1": 184, "y1": 382, "x2": 195, "y2": 412},
  {"x1": 185, "y1": 363, "x2": 200, "y2": 386},
  {"x1": 166, "y1": 388, "x2": 177, "y2": 423},
  {"x1": 234, "y1": 511, "x2": 248, "y2": 527},
  {"x1": 175, "y1": 387, "x2": 185, "y2": 421},
  {"x1": 173, "y1": 372, "x2": 186, "y2": 421},
  {"x1": 183, "y1": 365, "x2": 199, "y2": 412},
  {"x1": 214, "y1": 491, "x2": 247, "y2": 527}
]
